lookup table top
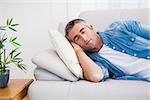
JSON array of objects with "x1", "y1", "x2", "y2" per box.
[{"x1": 0, "y1": 79, "x2": 33, "y2": 99}]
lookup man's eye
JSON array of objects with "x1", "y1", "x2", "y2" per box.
[
  {"x1": 81, "y1": 31, "x2": 85, "y2": 34},
  {"x1": 81, "y1": 28, "x2": 85, "y2": 34},
  {"x1": 74, "y1": 36, "x2": 80, "y2": 41}
]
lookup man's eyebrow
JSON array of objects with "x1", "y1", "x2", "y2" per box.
[{"x1": 79, "y1": 27, "x2": 85, "y2": 33}]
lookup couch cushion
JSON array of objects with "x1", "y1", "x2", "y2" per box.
[
  {"x1": 28, "y1": 79, "x2": 150, "y2": 100},
  {"x1": 69, "y1": 80, "x2": 150, "y2": 100},
  {"x1": 28, "y1": 81, "x2": 71, "y2": 100},
  {"x1": 32, "y1": 49, "x2": 78, "y2": 81},
  {"x1": 34, "y1": 67, "x2": 64, "y2": 81},
  {"x1": 49, "y1": 29, "x2": 83, "y2": 78},
  {"x1": 78, "y1": 8, "x2": 149, "y2": 32}
]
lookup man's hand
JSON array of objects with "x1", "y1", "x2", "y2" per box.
[
  {"x1": 71, "y1": 42, "x2": 104, "y2": 82},
  {"x1": 71, "y1": 42, "x2": 83, "y2": 53}
]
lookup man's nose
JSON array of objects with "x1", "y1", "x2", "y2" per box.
[{"x1": 81, "y1": 34, "x2": 88, "y2": 42}]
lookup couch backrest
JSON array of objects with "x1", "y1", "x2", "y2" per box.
[
  {"x1": 58, "y1": 8, "x2": 149, "y2": 33},
  {"x1": 78, "y1": 8, "x2": 149, "y2": 31}
]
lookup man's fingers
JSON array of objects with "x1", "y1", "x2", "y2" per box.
[
  {"x1": 71, "y1": 42, "x2": 78, "y2": 48},
  {"x1": 71, "y1": 42, "x2": 75, "y2": 46},
  {"x1": 71, "y1": 42, "x2": 83, "y2": 52}
]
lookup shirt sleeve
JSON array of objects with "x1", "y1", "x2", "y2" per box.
[{"x1": 121, "y1": 20, "x2": 150, "y2": 40}]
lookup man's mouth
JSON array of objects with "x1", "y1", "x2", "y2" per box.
[{"x1": 86, "y1": 39, "x2": 92, "y2": 45}]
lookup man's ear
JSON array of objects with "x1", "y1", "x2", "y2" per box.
[
  {"x1": 86, "y1": 24, "x2": 93, "y2": 30},
  {"x1": 89, "y1": 25, "x2": 93, "y2": 30}
]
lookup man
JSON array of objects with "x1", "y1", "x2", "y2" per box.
[{"x1": 65, "y1": 19, "x2": 150, "y2": 82}]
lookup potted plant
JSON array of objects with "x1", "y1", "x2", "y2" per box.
[{"x1": 0, "y1": 18, "x2": 26, "y2": 88}]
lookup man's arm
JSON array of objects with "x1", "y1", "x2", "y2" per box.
[
  {"x1": 71, "y1": 42, "x2": 104, "y2": 82},
  {"x1": 122, "y1": 20, "x2": 150, "y2": 40}
]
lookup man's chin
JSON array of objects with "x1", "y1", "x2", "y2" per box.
[{"x1": 83, "y1": 48, "x2": 95, "y2": 52}]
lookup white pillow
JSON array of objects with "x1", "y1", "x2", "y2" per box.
[
  {"x1": 32, "y1": 49, "x2": 78, "y2": 81},
  {"x1": 34, "y1": 67, "x2": 65, "y2": 81},
  {"x1": 49, "y1": 29, "x2": 83, "y2": 79}
]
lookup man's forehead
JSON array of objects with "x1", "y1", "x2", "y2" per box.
[
  {"x1": 68, "y1": 23, "x2": 84, "y2": 38},
  {"x1": 71, "y1": 23, "x2": 84, "y2": 33}
]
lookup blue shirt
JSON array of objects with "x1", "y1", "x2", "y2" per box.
[{"x1": 86, "y1": 20, "x2": 150, "y2": 82}]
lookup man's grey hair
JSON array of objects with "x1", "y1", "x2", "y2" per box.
[{"x1": 65, "y1": 19, "x2": 86, "y2": 37}]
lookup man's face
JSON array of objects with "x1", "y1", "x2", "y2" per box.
[{"x1": 67, "y1": 23, "x2": 100, "y2": 51}]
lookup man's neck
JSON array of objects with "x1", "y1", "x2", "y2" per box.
[{"x1": 93, "y1": 34, "x2": 104, "y2": 52}]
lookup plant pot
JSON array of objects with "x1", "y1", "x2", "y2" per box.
[{"x1": 0, "y1": 70, "x2": 10, "y2": 88}]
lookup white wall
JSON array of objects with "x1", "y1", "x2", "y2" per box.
[{"x1": 0, "y1": 0, "x2": 68, "y2": 79}]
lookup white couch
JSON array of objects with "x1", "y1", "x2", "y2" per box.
[{"x1": 28, "y1": 8, "x2": 150, "y2": 100}]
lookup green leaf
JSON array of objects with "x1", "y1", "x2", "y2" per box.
[
  {"x1": 12, "y1": 60, "x2": 18, "y2": 62},
  {"x1": 18, "y1": 64, "x2": 27, "y2": 70},
  {"x1": 9, "y1": 18, "x2": 13, "y2": 25},
  {"x1": 6, "y1": 60, "x2": 12, "y2": 64},
  {"x1": 10, "y1": 51, "x2": 14, "y2": 58},
  {"x1": 0, "y1": 41, "x2": 4, "y2": 48},
  {"x1": 2, "y1": 32, "x2": 6, "y2": 40},
  {"x1": 16, "y1": 64, "x2": 24, "y2": 70},
  {"x1": 6, "y1": 18, "x2": 9, "y2": 26},
  {"x1": 11, "y1": 24, "x2": 19, "y2": 26},
  {"x1": 21, "y1": 65, "x2": 27, "y2": 70},
  {"x1": 13, "y1": 42, "x2": 21, "y2": 46},
  {"x1": 0, "y1": 51, "x2": 3, "y2": 55},
  {"x1": 2, "y1": 38, "x2": 7, "y2": 42},
  {"x1": 14, "y1": 52, "x2": 21, "y2": 58},
  {"x1": 13, "y1": 58, "x2": 22, "y2": 60},
  {"x1": 8, "y1": 27, "x2": 17, "y2": 32},
  {"x1": 9, "y1": 48, "x2": 19, "y2": 58},
  {"x1": 0, "y1": 26, "x2": 6, "y2": 30},
  {"x1": 0, "y1": 28, "x2": 5, "y2": 30},
  {"x1": 9, "y1": 36, "x2": 13, "y2": 43},
  {"x1": 11, "y1": 37, "x2": 17, "y2": 42},
  {"x1": 18, "y1": 59, "x2": 23, "y2": 63},
  {"x1": 3, "y1": 49, "x2": 6, "y2": 62}
]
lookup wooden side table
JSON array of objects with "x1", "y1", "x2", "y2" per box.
[{"x1": 0, "y1": 79, "x2": 33, "y2": 100}]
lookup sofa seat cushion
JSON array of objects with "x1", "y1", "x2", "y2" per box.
[{"x1": 28, "y1": 79, "x2": 150, "y2": 100}]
